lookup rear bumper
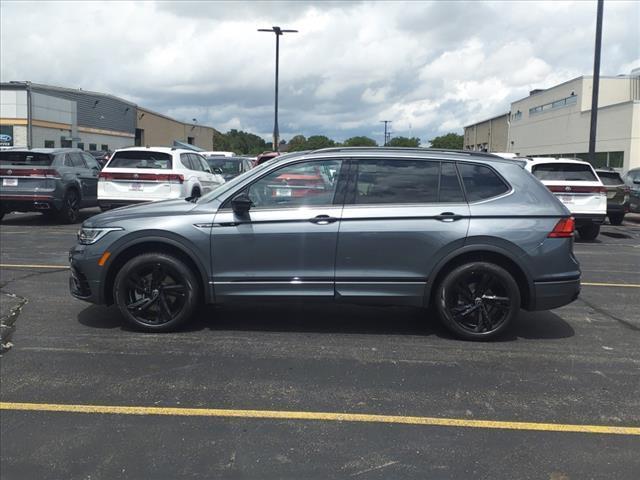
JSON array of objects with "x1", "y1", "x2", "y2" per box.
[
  {"x1": 530, "y1": 278, "x2": 581, "y2": 311},
  {"x1": 572, "y1": 213, "x2": 605, "y2": 226},
  {"x1": 0, "y1": 194, "x2": 59, "y2": 211}
]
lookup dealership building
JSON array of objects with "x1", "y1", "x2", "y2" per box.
[
  {"x1": 0, "y1": 81, "x2": 218, "y2": 151},
  {"x1": 464, "y1": 72, "x2": 640, "y2": 172}
]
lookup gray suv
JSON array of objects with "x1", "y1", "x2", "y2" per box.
[
  {"x1": 69, "y1": 148, "x2": 581, "y2": 340},
  {"x1": 0, "y1": 148, "x2": 101, "y2": 223}
]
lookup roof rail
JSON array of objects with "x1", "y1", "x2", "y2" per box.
[{"x1": 309, "y1": 146, "x2": 502, "y2": 159}]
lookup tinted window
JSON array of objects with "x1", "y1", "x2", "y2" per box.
[
  {"x1": 0, "y1": 151, "x2": 53, "y2": 166},
  {"x1": 246, "y1": 159, "x2": 342, "y2": 208},
  {"x1": 109, "y1": 151, "x2": 172, "y2": 169},
  {"x1": 196, "y1": 155, "x2": 211, "y2": 172},
  {"x1": 440, "y1": 162, "x2": 465, "y2": 202},
  {"x1": 180, "y1": 153, "x2": 194, "y2": 170},
  {"x1": 597, "y1": 171, "x2": 623, "y2": 185},
  {"x1": 354, "y1": 159, "x2": 439, "y2": 204},
  {"x1": 207, "y1": 157, "x2": 243, "y2": 175},
  {"x1": 458, "y1": 163, "x2": 510, "y2": 202},
  {"x1": 531, "y1": 163, "x2": 597, "y2": 182}
]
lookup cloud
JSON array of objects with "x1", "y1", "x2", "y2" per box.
[{"x1": 1, "y1": 0, "x2": 638, "y2": 144}]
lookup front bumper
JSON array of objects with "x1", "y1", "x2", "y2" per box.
[
  {"x1": 68, "y1": 244, "x2": 106, "y2": 304},
  {"x1": 531, "y1": 278, "x2": 581, "y2": 311}
]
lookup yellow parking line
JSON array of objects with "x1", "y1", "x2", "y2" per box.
[
  {"x1": 0, "y1": 264, "x2": 69, "y2": 269},
  {"x1": 1, "y1": 402, "x2": 638, "y2": 436},
  {"x1": 582, "y1": 282, "x2": 640, "y2": 288}
]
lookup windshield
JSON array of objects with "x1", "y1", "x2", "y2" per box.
[
  {"x1": 597, "y1": 172, "x2": 623, "y2": 185},
  {"x1": 207, "y1": 158, "x2": 243, "y2": 175},
  {"x1": 198, "y1": 155, "x2": 282, "y2": 202},
  {"x1": 108, "y1": 151, "x2": 172, "y2": 169},
  {"x1": 0, "y1": 151, "x2": 54, "y2": 166},
  {"x1": 532, "y1": 163, "x2": 597, "y2": 181}
]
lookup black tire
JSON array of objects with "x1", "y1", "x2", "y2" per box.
[
  {"x1": 609, "y1": 213, "x2": 624, "y2": 226},
  {"x1": 191, "y1": 187, "x2": 201, "y2": 198},
  {"x1": 435, "y1": 262, "x2": 520, "y2": 341},
  {"x1": 113, "y1": 252, "x2": 199, "y2": 332},
  {"x1": 56, "y1": 189, "x2": 81, "y2": 224},
  {"x1": 577, "y1": 223, "x2": 600, "y2": 241}
]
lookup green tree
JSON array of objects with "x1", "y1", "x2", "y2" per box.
[
  {"x1": 428, "y1": 133, "x2": 463, "y2": 149},
  {"x1": 305, "y1": 135, "x2": 335, "y2": 150},
  {"x1": 287, "y1": 135, "x2": 308, "y2": 152},
  {"x1": 212, "y1": 129, "x2": 267, "y2": 155},
  {"x1": 387, "y1": 136, "x2": 420, "y2": 147},
  {"x1": 343, "y1": 136, "x2": 377, "y2": 147}
]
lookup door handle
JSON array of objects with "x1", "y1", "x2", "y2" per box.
[
  {"x1": 434, "y1": 212, "x2": 463, "y2": 222},
  {"x1": 76, "y1": 172, "x2": 81, "y2": 176},
  {"x1": 309, "y1": 215, "x2": 338, "y2": 225}
]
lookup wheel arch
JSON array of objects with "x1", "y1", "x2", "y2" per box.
[
  {"x1": 103, "y1": 237, "x2": 209, "y2": 305},
  {"x1": 426, "y1": 246, "x2": 534, "y2": 310}
]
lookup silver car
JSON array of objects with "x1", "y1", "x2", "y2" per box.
[{"x1": 69, "y1": 147, "x2": 581, "y2": 340}]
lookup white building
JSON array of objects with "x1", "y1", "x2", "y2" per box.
[{"x1": 507, "y1": 74, "x2": 640, "y2": 172}]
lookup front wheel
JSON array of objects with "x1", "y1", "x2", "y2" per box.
[
  {"x1": 435, "y1": 262, "x2": 521, "y2": 341},
  {"x1": 577, "y1": 223, "x2": 600, "y2": 241},
  {"x1": 113, "y1": 253, "x2": 200, "y2": 332},
  {"x1": 608, "y1": 213, "x2": 624, "y2": 226}
]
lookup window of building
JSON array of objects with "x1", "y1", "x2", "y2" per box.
[
  {"x1": 529, "y1": 94, "x2": 577, "y2": 116},
  {"x1": 511, "y1": 111, "x2": 522, "y2": 121},
  {"x1": 44, "y1": 140, "x2": 55, "y2": 148},
  {"x1": 458, "y1": 163, "x2": 510, "y2": 202},
  {"x1": 187, "y1": 137, "x2": 195, "y2": 145},
  {"x1": 61, "y1": 138, "x2": 72, "y2": 148},
  {"x1": 89, "y1": 143, "x2": 97, "y2": 151},
  {"x1": 608, "y1": 152, "x2": 624, "y2": 168},
  {"x1": 354, "y1": 159, "x2": 439, "y2": 205},
  {"x1": 77, "y1": 143, "x2": 84, "y2": 150},
  {"x1": 101, "y1": 144, "x2": 108, "y2": 151}
]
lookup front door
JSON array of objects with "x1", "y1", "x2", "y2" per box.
[
  {"x1": 335, "y1": 158, "x2": 470, "y2": 306},
  {"x1": 211, "y1": 158, "x2": 345, "y2": 300}
]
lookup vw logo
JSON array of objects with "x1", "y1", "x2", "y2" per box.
[
  {"x1": 7, "y1": 169, "x2": 12, "y2": 175},
  {"x1": 133, "y1": 173, "x2": 139, "y2": 179},
  {"x1": 564, "y1": 186, "x2": 571, "y2": 192}
]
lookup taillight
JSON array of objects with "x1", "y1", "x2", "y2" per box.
[
  {"x1": 0, "y1": 168, "x2": 60, "y2": 178},
  {"x1": 98, "y1": 172, "x2": 183, "y2": 184},
  {"x1": 547, "y1": 185, "x2": 606, "y2": 194},
  {"x1": 548, "y1": 217, "x2": 575, "y2": 238}
]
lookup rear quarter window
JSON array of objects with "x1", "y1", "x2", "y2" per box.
[
  {"x1": 108, "y1": 151, "x2": 172, "y2": 169},
  {"x1": 532, "y1": 163, "x2": 597, "y2": 182},
  {"x1": 457, "y1": 163, "x2": 510, "y2": 202},
  {"x1": 0, "y1": 152, "x2": 54, "y2": 166}
]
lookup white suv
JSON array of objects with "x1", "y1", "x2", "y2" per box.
[
  {"x1": 525, "y1": 157, "x2": 606, "y2": 240},
  {"x1": 98, "y1": 147, "x2": 225, "y2": 210}
]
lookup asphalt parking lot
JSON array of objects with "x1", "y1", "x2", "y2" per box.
[{"x1": 1, "y1": 210, "x2": 639, "y2": 479}]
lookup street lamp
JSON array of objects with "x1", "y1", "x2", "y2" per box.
[{"x1": 258, "y1": 26, "x2": 298, "y2": 152}]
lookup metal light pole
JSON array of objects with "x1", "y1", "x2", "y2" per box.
[
  {"x1": 588, "y1": 0, "x2": 604, "y2": 165},
  {"x1": 258, "y1": 26, "x2": 298, "y2": 152}
]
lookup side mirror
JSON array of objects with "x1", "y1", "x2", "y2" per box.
[
  {"x1": 213, "y1": 167, "x2": 223, "y2": 175},
  {"x1": 231, "y1": 193, "x2": 252, "y2": 214}
]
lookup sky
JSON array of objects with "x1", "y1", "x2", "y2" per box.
[{"x1": 1, "y1": 0, "x2": 639, "y2": 145}]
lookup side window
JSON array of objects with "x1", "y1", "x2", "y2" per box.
[
  {"x1": 458, "y1": 163, "x2": 510, "y2": 202},
  {"x1": 82, "y1": 153, "x2": 100, "y2": 170},
  {"x1": 245, "y1": 159, "x2": 342, "y2": 209},
  {"x1": 439, "y1": 162, "x2": 465, "y2": 202},
  {"x1": 191, "y1": 154, "x2": 206, "y2": 172},
  {"x1": 180, "y1": 153, "x2": 194, "y2": 170},
  {"x1": 353, "y1": 159, "x2": 439, "y2": 204},
  {"x1": 70, "y1": 152, "x2": 87, "y2": 168},
  {"x1": 196, "y1": 155, "x2": 211, "y2": 172}
]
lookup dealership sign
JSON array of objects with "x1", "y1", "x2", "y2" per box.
[{"x1": 0, "y1": 126, "x2": 13, "y2": 146}]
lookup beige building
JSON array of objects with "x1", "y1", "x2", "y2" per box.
[
  {"x1": 463, "y1": 73, "x2": 640, "y2": 172},
  {"x1": 135, "y1": 107, "x2": 217, "y2": 150},
  {"x1": 463, "y1": 113, "x2": 509, "y2": 152}
]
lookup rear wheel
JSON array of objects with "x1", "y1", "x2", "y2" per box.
[
  {"x1": 608, "y1": 213, "x2": 624, "y2": 226},
  {"x1": 435, "y1": 262, "x2": 520, "y2": 341},
  {"x1": 577, "y1": 223, "x2": 600, "y2": 241},
  {"x1": 56, "y1": 189, "x2": 80, "y2": 224},
  {"x1": 191, "y1": 187, "x2": 201, "y2": 198},
  {"x1": 113, "y1": 252, "x2": 199, "y2": 332}
]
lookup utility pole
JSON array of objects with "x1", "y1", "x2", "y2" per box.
[
  {"x1": 258, "y1": 26, "x2": 298, "y2": 152},
  {"x1": 588, "y1": 0, "x2": 604, "y2": 165},
  {"x1": 380, "y1": 120, "x2": 392, "y2": 146}
]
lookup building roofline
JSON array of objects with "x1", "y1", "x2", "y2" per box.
[
  {"x1": 463, "y1": 112, "x2": 509, "y2": 129},
  {"x1": 1, "y1": 81, "x2": 137, "y2": 107}
]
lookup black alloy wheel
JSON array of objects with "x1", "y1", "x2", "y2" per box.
[
  {"x1": 436, "y1": 262, "x2": 520, "y2": 341},
  {"x1": 57, "y1": 189, "x2": 80, "y2": 224},
  {"x1": 114, "y1": 253, "x2": 199, "y2": 332}
]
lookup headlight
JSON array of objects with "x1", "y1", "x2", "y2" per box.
[{"x1": 77, "y1": 227, "x2": 123, "y2": 245}]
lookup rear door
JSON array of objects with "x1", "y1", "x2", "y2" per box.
[
  {"x1": 74, "y1": 152, "x2": 99, "y2": 205},
  {"x1": 211, "y1": 157, "x2": 345, "y2": 299},
  {"x1": 334, "y1": 158, "x2": 470, "y2": 306}
]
